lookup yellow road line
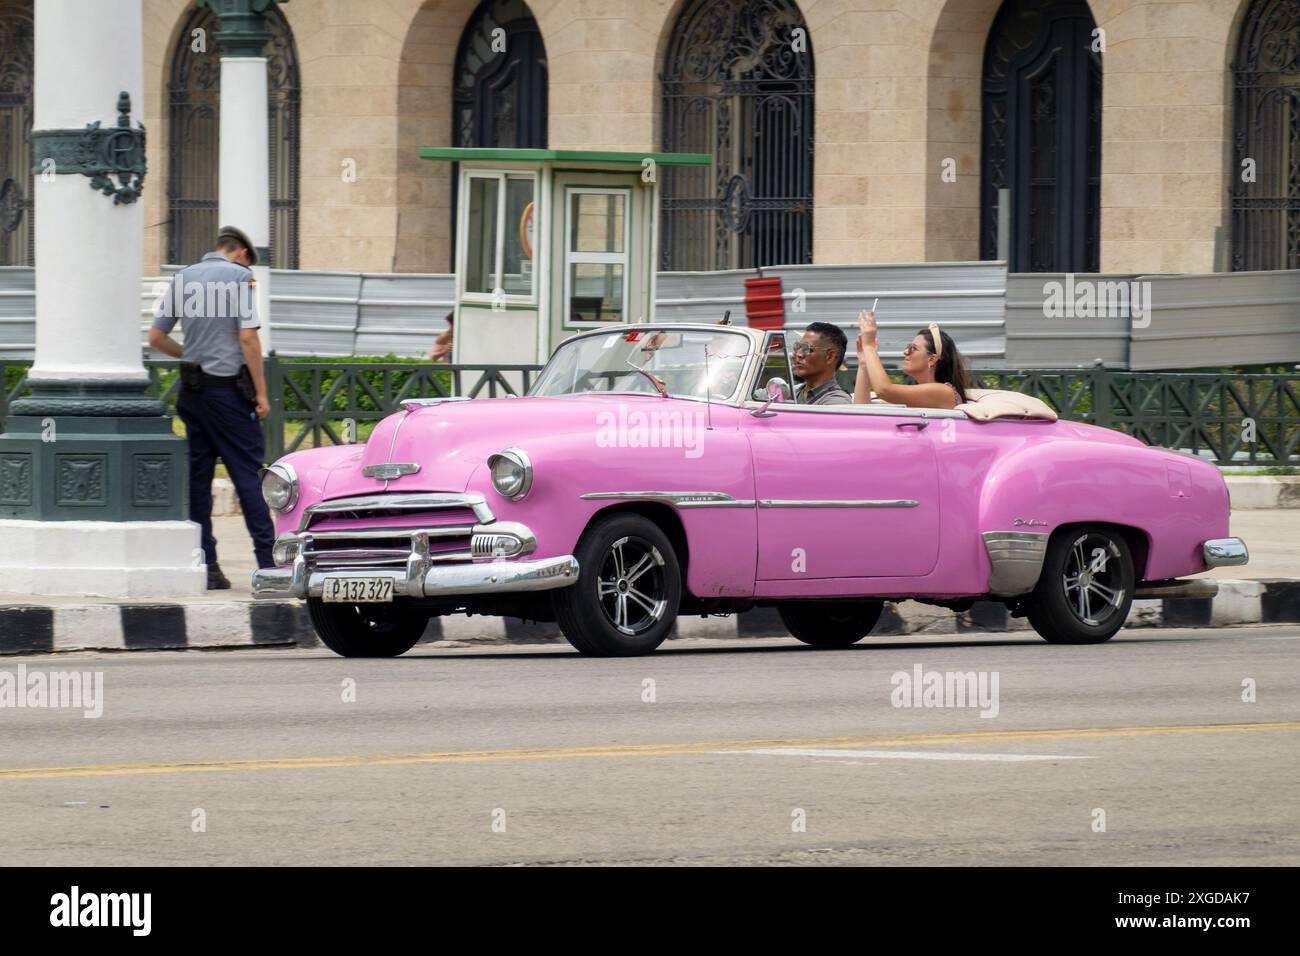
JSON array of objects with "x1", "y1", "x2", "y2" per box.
[{"x1": 1, "y1": 721, "x2": 1296, "y2": 781}]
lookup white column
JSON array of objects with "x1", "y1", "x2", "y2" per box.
[
  {"x1": 219, "y1": 55, "x2": 272, "y2": 353},
  {"x1": 29, "y1": 0, "x2": 144, "y2": 382},
  {"x1": 0, "y1": 0, "x2": 205, "y2": 598}
]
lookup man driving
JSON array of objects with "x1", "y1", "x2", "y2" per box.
[{"x1": 792, "y1": 321, "x2": 852, "y2": 405}]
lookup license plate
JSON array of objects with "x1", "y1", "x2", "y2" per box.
[{"x1": 322, "y1": 576, "x2": 394, "y2": 603}]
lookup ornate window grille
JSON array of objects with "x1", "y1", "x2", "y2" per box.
[
  {"x1": 981, "y1": 0, "x2": 1100, "y2": 272},
  {"x1": 1231, "y1": 0, "x2": 1300, "y2": 272},
  {"x1": 450, "y1": 0, "x2": 548, "y2": 270},
  {"x1": 660, "y1": 0, "x2": 814, "y2": 272},
  {"x1": 166, "y1": 3, "x2": 300, "y2": 268}
]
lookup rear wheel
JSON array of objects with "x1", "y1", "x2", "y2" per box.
[
  {"x1": 778, "y1": 600, "x2": 884, "y2": 648},
  {"x1": 1025, "y1": 526, "x2": 1134, "y2": 645},
  {"x1": 307, "y1": 599, "x2": 428, "y2": 657},
  {"x1": 552, "y1": 514, "x2": 681, "y2": 656}
]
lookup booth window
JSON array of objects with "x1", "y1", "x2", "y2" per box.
[
  {"x1": 565, "y1": 188, "x2": 630, "y2": 326},
  {"x1": 462, "y1": 171, "x2": 537, "y2": 300}
]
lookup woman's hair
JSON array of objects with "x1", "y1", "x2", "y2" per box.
[{"x1": 918, "y1": 326, "x2": 972, "y2": 402}]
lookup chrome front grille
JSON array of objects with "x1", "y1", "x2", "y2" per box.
[
  {"x1": 300, "y1": 526, "x2": 476, "y2": 570},
  {"x1": 279, "y1": 494, "x2": 540, "y2": 584},
  {"x1": 295, "y1": 493, "x2": 490, "y2": 574},
  {"x1": 298, "y1": 492, "x2": 494, "y2": 530}
]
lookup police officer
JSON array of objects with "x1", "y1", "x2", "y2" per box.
[{"x1": 147, "y1": 226, "x2": 275, "y2": 589}]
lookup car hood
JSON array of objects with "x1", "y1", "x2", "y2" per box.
[{"x1": 319, "y1": 394, "x2": 727, "y2": 499}]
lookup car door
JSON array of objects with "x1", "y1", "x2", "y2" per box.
[{"x1": 745, "y1": 401, "x2": 942, "y2": 581}]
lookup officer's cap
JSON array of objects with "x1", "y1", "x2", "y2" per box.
[{"x1": 216, "y1": 225, "x2": 257, "y2": 266}]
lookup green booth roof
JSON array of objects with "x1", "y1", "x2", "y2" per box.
[{"x1": 418, "y1": 147, "x2": 712, "y2": 166}]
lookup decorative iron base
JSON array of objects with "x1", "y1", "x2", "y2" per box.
[{"x1": 0, "y1": 383, "x2": 188, "y2": 521}]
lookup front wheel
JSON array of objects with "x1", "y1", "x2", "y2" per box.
[
  {"x1": 552, "y1": 514, "x2": 682, "y2": 656},
  {"x1": 307, "y1": 599, "x2": 428, "y2": 657},
  {"x1": 778, "y1": 600, "x2": 883, "y2": 648},
  {"x1": 1025, "y1": 526, "x2": 1134, "y2": 645}
]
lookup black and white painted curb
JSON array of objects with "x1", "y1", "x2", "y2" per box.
[{"x1": 2, "y1": 579, "x2": 1297, "y2": 655}]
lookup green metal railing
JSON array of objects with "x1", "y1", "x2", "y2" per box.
[
  {"x1": 964, "y1": 368, "x2": 1300, "y2": 465},
  {"x1": 2, "y1": 358, "x2": 1297, "y2": 465}
]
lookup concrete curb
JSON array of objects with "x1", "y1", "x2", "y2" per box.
[{"x1": 3, "y1": 580, "x2": 1298, "y2": 655}]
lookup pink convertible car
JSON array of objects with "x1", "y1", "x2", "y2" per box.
[{"x1": 253, "y1": 324, "x2": 1247, "y2": 657}]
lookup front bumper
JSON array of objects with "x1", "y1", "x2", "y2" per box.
[
  {"x1": 1203, "y1": 537, "x2": 1249, "y2": 568},
  {"x1": 252, "y1": 554, "x2": 580, "y2": 600}
]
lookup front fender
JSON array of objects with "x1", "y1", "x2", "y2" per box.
[{"x1": 268, "y1": 444, "x2": 366, "y2": 535}]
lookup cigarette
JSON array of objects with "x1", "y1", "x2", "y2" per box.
[{"x1": 872, "y1": 297, "x2": 878, "y2": 312}]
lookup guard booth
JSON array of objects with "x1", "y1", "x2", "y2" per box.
[{"x1": 418, "y1": 148, "x2": 711, "y2": 370}]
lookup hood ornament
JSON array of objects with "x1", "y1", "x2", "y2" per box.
[{"x1": 362, "y1": 462, "x2": 420, "y2": 481}]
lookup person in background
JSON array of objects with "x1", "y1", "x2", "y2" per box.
[
  {"x1": 792, "y1": 321, "x2": 852, "y2": 405},
  {"x1": 428, "y1": 312, "x2": 454, "y2": 362},
  {"x1": 853, "y1": 309, "x2": 971, "y2": 409},
  {"x1": 148, "y1": 225, "x2": 275, "y2": 589}
]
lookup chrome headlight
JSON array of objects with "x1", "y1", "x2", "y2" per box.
[
  {"x1": 487, "y1": 447, "x2": 532, "y2": 501},
  {"x1": 260, "y1": 462, "x2": 299, "y2": 513}
]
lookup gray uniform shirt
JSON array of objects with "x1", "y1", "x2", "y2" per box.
[
  {"x1": 152, "y1": 252, "x2": 260, "y2": 376},
  {"x1": 797, "y1": 379, "x2": 852, "y2": 405}
]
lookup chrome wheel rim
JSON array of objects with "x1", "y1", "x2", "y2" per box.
[
  {"x1": 1061, "y1": 533, "x2": 1126, "y2": 627},
  {"x1": 596, "y1": 535, "x2": 667, "y2": 636}
]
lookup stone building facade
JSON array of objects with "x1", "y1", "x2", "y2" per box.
[{"x1": 0, "y1": 0, "x2": 1295, "y2": 277}]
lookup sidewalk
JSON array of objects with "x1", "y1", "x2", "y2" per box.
[{"x1": 1, "y1": 510, "x2": 1296, "y2": 654}]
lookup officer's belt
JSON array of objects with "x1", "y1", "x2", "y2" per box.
[{"x1": 200, "y1": 371, "x2": 239, "y2": 387}]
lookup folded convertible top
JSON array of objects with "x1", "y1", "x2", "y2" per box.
[{"x1": 956, "y1": 388, "x2": 1059, "y2": 421}]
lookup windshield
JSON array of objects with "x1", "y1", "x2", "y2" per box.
[{"x1": 529, "y1": 328, "x2": 754, "y2": 401}]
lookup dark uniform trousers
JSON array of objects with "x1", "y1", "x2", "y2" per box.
[{"x1": 177, "y1": 383, "x2": 276, "y2": 569}]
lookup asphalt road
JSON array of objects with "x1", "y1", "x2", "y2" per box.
[{"x1": 1, "y1": 625, "x2": 1297, "y2": 866}]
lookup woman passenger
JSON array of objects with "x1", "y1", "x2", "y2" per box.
[{"x1": 852, "y1": 309, "x2": 971, "y2": 409}]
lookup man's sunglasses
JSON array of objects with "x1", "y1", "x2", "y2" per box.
[{"x1": 792, "y1": 344, "x2": 832, "y2": 356}]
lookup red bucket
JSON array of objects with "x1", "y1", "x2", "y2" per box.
[{"x1": 743, "y1": 276, "x2": 785, "y2": 331}]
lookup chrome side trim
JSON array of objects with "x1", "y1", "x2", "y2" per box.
[
  {"x1": 580, "y1": 491, "x2": 756, "y2": 509},
  {"x1": 982, "y1": 531, "x2": 1049, "y2": 597},
  {"x1": 298, "y1": 492, "x2": 495, "y2": 531},
  {"x1": 251, "y1": 555, "x2": 579, "y2": 599},
  {"x1": 758, "y1": 499, "x2": 919, "y2": 509},
  {"x1": 1203, "y1": 537, "x2": 1249, "y2": 568}
]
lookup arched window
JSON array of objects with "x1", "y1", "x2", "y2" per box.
[
  {"x1": 1231, "y1": 0, "x2": 1300, "y2": 272},
  {"x1": 0, "y1": 0, "x2": 33, "y2": 266},
  {"x1": 450, "y1": 0, "x2": 547, "y2": 268},
  {"x1": 453, "y1": 0, "x2": 547, "y2": 150},
  {"x1": 981, "y1": 0, "x2": 1100, "y2": 272},
  {"x1": 660, "y1": 0, "x2": 814, "y2": 271},
  {"x1": 166, "y1": 4, "x2": 300, "y2": 267}
]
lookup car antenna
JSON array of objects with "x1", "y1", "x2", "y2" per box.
[{"x1": 717, "y1": 310, "x2": 731, "y2": 325}]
